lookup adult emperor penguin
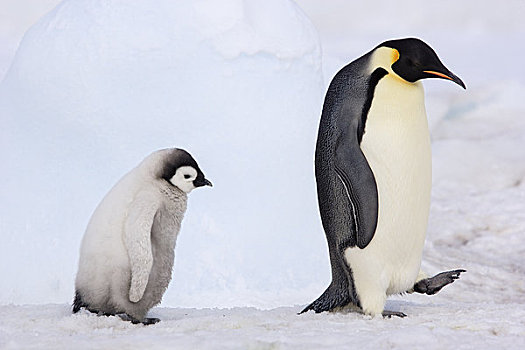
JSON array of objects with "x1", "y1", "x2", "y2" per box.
[
  {"x1": 73, "y1": 148, "x2": 211, "y2": 325},
  {"x1": 301, "y1": 38, "x2": 466, "y2": 317}
]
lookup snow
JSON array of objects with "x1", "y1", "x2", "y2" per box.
[
  {"x1": 2, "y1": 302, "x2": 524, "y2": 349},
  {"x1": 1, "y1": 0, "x2": 525, "y2": 348}
]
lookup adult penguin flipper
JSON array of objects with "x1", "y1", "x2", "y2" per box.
[
  {"x1": 327, "y1": 61, "x2": 380, "y2": 250},
  {"x1": 333, "y1": 135, "x2": 379, "y2": 249}
]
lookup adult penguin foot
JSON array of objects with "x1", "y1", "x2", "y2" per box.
[
  {"x1": 382, "y1": 310, "x2": 407, "y2": 318},
  {"x1": 413, "y1": 269, "x2": 466, "y2": 295}
]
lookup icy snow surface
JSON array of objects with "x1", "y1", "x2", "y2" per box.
[
  {"x1": 1, "y1": 302, "x2": 524, "y2": 349},
  {"x1": 1, "y1": 0, "x2": 525, "y2": 348}
]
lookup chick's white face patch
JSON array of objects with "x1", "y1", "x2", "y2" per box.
[{"x1": 170, "y1": 166, "x2": 197, "y2": 193}]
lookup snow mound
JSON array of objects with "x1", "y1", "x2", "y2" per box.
[{"x1": 0, "y1": 0, "x2": 325, "y2": 306}]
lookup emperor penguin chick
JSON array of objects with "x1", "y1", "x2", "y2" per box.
[
  {"x1": 301, "y1": 38, "x2": 466, "y2": 317},
  {"x1": 73, "y1": 148, "x2": 212, "y2": 325}
]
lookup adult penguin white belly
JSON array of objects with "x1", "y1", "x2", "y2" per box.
[
  {"x1": 302, "y1": 38, "x2": 466, "y2": 317},
  {"x1": 347, "y1": 56, "x2": 432, "y2": 315}
]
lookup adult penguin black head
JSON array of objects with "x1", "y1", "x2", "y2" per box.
[{"x1": 378, "y1": 38, "x2": 466, "y2": 89}]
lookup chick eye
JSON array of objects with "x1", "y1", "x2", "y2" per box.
[{"x1": 184, "y1": 174, "x2": 191, "y2": 179}]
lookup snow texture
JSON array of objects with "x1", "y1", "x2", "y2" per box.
[
  {"x1": 1, "y1": 302, "x2": 524, "y2": 349},
  {"x1": 1, "y1": 0, "x2": 525, "y2": 348}
]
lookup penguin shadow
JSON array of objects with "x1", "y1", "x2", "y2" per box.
[
  {"x1": 328, "y1": 301, "x2": 407, "y2": 319},
  {"x1": 383, "y1": 300, "x2": 411, "y2": 318}
]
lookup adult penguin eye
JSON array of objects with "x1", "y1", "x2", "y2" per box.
[{"x1": 184, "y1": 174, "x2": 191, "y2": 179}]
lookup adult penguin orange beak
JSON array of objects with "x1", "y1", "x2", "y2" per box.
[{"x1": 423, "y1": 69, "x2": 466, "y2": 89}]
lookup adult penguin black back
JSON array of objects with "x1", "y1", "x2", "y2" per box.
[{"x1": 301, "y1": 38, "x2": 466, "y2": 317}]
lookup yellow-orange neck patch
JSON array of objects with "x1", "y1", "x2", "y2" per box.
[{"x1": 391, "y1": 49, "x2": 400, "y2": 64}]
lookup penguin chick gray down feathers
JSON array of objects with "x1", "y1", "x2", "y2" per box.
[{"x1": 73, "y1": 148, "x2": 211, "y2": 325}]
